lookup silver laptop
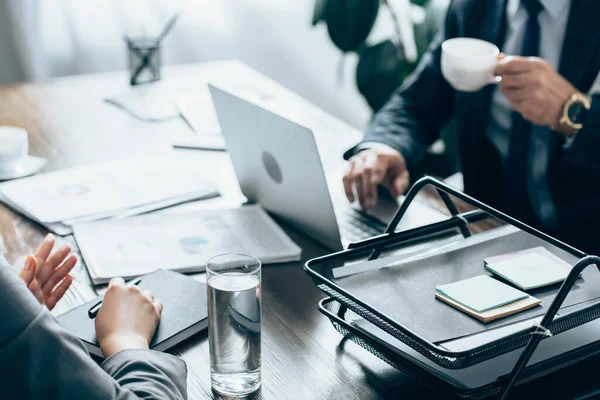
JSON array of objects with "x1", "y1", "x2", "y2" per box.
[
  {"x1": 209, "y1": 86, "x2": 448, "y2": 250},
  {"x1": 209, "y1": 85, "x2": 411, "y2": 251}
]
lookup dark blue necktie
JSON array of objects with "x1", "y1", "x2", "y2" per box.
[{"x1": 504, "y1": 0, "x2": 543, "y2": 223}]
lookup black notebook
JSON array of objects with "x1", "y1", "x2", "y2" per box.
[{"x1": 58, "y1": 269, "x2": 208, "y2": 358}]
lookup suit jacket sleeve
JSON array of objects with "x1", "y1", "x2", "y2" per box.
[
  {"x1": 0, "y1": 262, "x2": 187, "y2": 400},
  {"x1": 344, "y1": 2, "x2": 459, "y2": 170},
  {"x1": 562, "y1": 94, "x2": 600, "y2": 170}
]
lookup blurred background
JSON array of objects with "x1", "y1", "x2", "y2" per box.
[{"x1": 0, "y1": 0, "x2": 456, "y2": 176}]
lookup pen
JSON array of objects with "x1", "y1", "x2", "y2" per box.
[
  {"x1": 172, "y1": 143, "x2": 226, "y2": 152},
  {"x1": 157, "y1": 13, "x2": 180, "y2": 42},
  {"x1": 88, "y1": 278, "x2": 142, "y2": 319}
]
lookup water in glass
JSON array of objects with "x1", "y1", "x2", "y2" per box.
[{"x1": 208, "y1": 272, "x2": 261, "y2": 395}]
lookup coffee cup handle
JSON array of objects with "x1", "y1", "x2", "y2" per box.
[{"x1": 489, "y1": 75, "x2": 502, "y2": 84}]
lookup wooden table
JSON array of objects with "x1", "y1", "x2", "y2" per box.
[{"x1": 1, "y1": 61, "x2": 598, "y2": 400}]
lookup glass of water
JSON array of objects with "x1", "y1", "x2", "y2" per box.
[{"x1": 206, "y1": 253, "x2": 262, "y2": 396}]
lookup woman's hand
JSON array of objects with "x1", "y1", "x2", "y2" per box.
[
  {"x1": 95, "y1": 277, "x2": 163, "y2": 358},
  {"x1": 18, "y1": 234, "x2": 78, "y2": 310}
]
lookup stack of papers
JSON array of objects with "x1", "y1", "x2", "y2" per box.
[
  {"x1": 0, "y1": 155, "x2": 219, "y2": 235},
  {"x1": 435, "y1": 275, "x2": 541, "y2": 323},
  {"x1": 485, "y1": 247, "x2": 572, "y2": 290},
  {"x1": 172, "y1": 88, "x2": 271, "y2": 151},
  {"x1": 74, "y1": 205, "x2": 302, "y2": 284}
]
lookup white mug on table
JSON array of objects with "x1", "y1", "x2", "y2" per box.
[{"x1": 441, "y1": 38, "x2": 501, "y2": 92}]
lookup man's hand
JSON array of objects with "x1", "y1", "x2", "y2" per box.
[
  {"x1": 343, "y1": 147, "x2": 409, "y2": 210},
  {"x1": 96, "y1": 277, "x2": 163, "y2": 358},
  {"x1": 496, "y1": 56, "x2": 577, "y2": 133},
  {"x1": 18, "y1": 234, "x2": 78, "y2": 310}
]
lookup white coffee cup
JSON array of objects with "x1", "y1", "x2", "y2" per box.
[
  {"x1": 441, "y1": 38, "x2": 500, "y2": 92},
  {"x1": 0, "y1": 126, "x2": 28, "y2": 171}
]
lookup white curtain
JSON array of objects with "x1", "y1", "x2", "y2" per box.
[
  {"x1": 0, "y1": 0, "x2": 47, "y2": 82},
  {"x1": 0, "y1": 0, "x2": 414, "y2": 129}
]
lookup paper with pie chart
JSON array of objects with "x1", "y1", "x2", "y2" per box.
[
  {"x1": 73, "y1": 205, "x2": 302, "y2": 284},
  {"x1": 0, "y1": 154, "x2": 219, "y2": 233}
]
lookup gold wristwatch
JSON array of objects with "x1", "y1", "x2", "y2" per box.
[{"x1": 557, "y1": 92, "x2": 591, "y2": 135}]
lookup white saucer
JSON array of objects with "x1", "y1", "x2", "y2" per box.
[{"x1": 0, "y1": 155, "x2": 47, "y2": 181}]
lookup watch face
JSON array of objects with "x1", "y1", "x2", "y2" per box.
[{"x1": 568, "y1": 102, "x2": 586, "y2": 124}]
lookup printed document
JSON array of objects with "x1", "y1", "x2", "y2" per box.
[
  {"x1": 74, "y1": 205, "x2": 302, "y2": 284},
  {"x1": 0, "y1": 155, "x2": 218, "y2": 223}
]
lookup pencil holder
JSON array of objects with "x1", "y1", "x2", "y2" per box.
[{"x1": 127, "y1": 37, "x2": 161, "y2": 86}]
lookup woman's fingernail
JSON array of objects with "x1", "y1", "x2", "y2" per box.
[
  {"x1": 45, "y1": 233, "x2": 55, "y2": 242},
  {"x1": 24, "y1": 257, "x2": 34, "y2": 270}
]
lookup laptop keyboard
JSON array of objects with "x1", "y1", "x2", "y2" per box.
[{"x1": 337, "y1": 206, "x2": 387, "y2": 242}]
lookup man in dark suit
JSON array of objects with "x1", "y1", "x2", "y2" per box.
[{"x1": 343, "y1": 0, "x2": 600, "y2": 254}]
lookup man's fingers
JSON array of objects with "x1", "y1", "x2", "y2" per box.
[
  {"x1": 355, "y1": 172, "x2": 366, "y2": 209},
  {"x1": 362, "y1": 181, "x2": 378, "y2": 209},
  {"x1": 495, "y1": 56, "x2": 537, "y2": 75},
  {"x1": 108, "y1": 277, "x2": 125, "y2": 288},
  {"x1": 351, "y1": 157, "x2": 368, "y2": 208},
  {"x1": 18, "y1": 256, "x2": 38, "y2": 286},
  {"x1": 343, "y1": 161, "x2": 356, "y2": 203},
  {"x1": 362, "y1": 153, "x2": 384, "y2": 209},
  {"x1": 41, "y1": 254, "x2": 78, "y2": 295},
  {"x1": 34, "y1": 234, "x2": 55, "y2": 261},
  {"x1": 368, "y1": 162, "x2": 386, "y2": 187},
  {"x1": 360, "y1": 165, "x2": 373, "y2": 209},
  {"x1": 45, "y1": 275, "x2": 73, "y2": 311},
  {"x1": 360, "y1": 174, "x2": 377, "y2": 209},
  {"x1": 499, "y1": 71, "x2": 537, "y2": 90},
  {"x1": 391, "y1": 171, "x2": 410, "y2": 198},
  {"x1": 345, "y1": 149, "x2": 405, "y2": 208}
]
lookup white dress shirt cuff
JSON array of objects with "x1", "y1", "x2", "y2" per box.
[{"x1": 354, "y1": 141, "x2": 397, "y2": 153}]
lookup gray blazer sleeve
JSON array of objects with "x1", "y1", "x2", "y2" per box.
[{"x1": 0, "y1": 263, "x2": 187, "y2": 400}]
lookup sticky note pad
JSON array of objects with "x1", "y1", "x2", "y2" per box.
[
  {"x1": 436, "y1": 275, "x2": 528, "y2": 313},
  {"x1": 435, "y1": 291, "x2": 541, "y2": 323},
  {"x1": 485, "y1": 247, "x2": 571, "y2": 290}
]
